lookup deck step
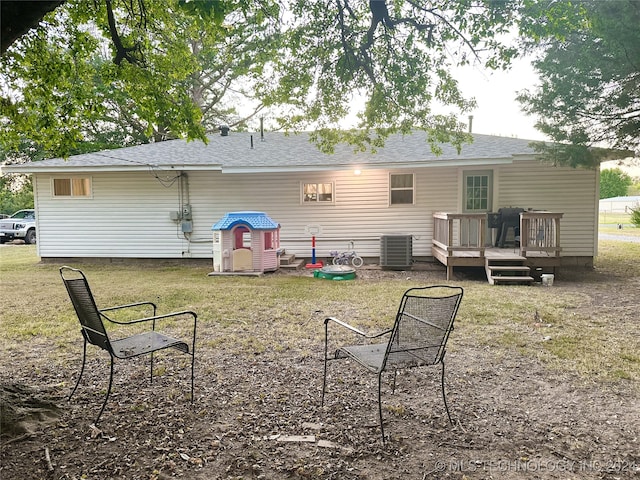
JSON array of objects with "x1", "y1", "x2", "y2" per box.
[
  {"x1": 490, "y1": 275, "x2": 535, "y2": 284},
  {"x1": 485, "y1": 256, "x2": 533, "y2": 285},
  {"x1": 281, "y1": 259, "x2": 305, "y2": 269},
  {"x1": 487, "y1": 265, "x2": 531, "y2": 272},
  {"x1": 489, "y1": 256, "x2": 527, "y2": 262},
  {"x1": 279, "y1": 254, "x2": 305, "y2": 269},
  {"x1": 279, "y1": 253, "x2": 297, "y2": 265}
]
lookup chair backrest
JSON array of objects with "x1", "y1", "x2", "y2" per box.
[
  {"x1": 383, "y1": 286, "x2": 463, "y2": 370},
  {"x1": 60, "y1": 266, "x2": 111, "y2": 352}
]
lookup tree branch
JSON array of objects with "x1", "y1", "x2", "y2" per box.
[{"x1": 104, "y1": 0, "x2": 145, "y2": 66}]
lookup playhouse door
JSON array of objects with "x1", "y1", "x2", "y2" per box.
[
  {"x1": 231, "y1": 225, "x2": 253, "y2": 271},
  {"x1": 232, "y1": 249, "x2": 253, "y2": 271}
]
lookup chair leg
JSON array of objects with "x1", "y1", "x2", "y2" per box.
[
  {"x1": 321, "y1": 353, "x2": 329, "y2": 407},
  {"x1": 321, "y1": 325, "x2": 329, "y2": 407},
  {"x1": 377, "y1": 373, "x2": 386, "y2": 444},
  {"x1": 94, "y1": 356, "x2": 115, "y2": 425},
  {"x1": 150, "y1": 351, "x2": 154, "y2": 384},
  {"x1": 190, "y1": 352, "x2": 195, "y2": 403},
  {"x1": 69, "y1": 339, "x2": 88, "y2": 401},
  {"x1": 440, "y1": 359, "x2": 453, "y2": 425}
]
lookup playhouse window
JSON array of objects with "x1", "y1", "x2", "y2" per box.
[
  {"x1": 53, "y1": 177, "x2": 92, "y2": 197},
  {"x1": 303, "y1": 182, "x2": 333, "y2": 203},
  {"x1": 390, "y1": 173, "x2": 414, "y2": 205},
  {"x1": 234, "y1": 226, "x2": 251, "y2": 249}
]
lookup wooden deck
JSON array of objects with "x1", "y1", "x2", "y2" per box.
[{"x1": 432, "y1": 211, "x2": 563, "y2": 281}]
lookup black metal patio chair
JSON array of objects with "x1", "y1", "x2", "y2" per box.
[
  {"x1": 322, "y1": 285, "x2": 463, "y2": 443},
  {"x1": 60, "y1": 266, "x2": 197, "y2": 424}
]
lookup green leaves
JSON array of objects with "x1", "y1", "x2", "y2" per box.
[
  {"x1": 517, "y1": 0, "x2": 640, "y2": 167},
  {"x1": 600, "y1": 168, "x2": 633, "y2": 199},
  {"x1": 2, "y1": 0, "x2": 522, "y2": 158},
  {"x1": 259, "y1": 0, "x2": 515, "y2": 153},
  {"x1": 1, "y1": 0, "x2": 281, "y2": 157}
]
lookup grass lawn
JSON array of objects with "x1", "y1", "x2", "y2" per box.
[
  {"x1": 1, "y1": 243, "x2": 639, "y2": 383},
  {"x1": 599, "y1": 212, "x2": 632, "y2": 225},
  {"x1": 1, "y1": 243, "x2": 639, "y2": 479},
  {"x1": 598, "y1": 211, "x2": 640, "y2": 237}
]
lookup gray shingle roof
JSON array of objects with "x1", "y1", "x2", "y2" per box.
[{"x1": 3, "y1": 131, "x2": 539, "y2": 173}]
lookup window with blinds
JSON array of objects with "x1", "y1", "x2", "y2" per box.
[
  {"x1": 53, "y1": 178, "x2": 92, "y2": 197},
  {"x1": 302, "y1": 182, "x2": 334, "y2": 203}
]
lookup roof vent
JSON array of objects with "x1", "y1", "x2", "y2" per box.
[{"x1": 219, "y1": 124, "x2": 230, "y2": 136}]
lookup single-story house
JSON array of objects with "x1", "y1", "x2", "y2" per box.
[
  {"x1": 599, "y1": 195, "x2": 640, "y2": 214},
  {"x1": 2, "y1": 131, "x2": 600, "y2": 279}
]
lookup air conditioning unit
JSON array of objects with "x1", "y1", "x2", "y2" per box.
[{"x1": 380, "y1": 234, "x2": 413, "y2": 270}]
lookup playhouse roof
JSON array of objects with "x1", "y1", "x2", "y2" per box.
[{"x1": 211, "y1": 211, "x2": 280, "y2": 230}]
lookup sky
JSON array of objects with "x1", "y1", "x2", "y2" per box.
[
  {"x1": 458, "y1": 60, "x2": 640, "y2": 178},
  {"x1": 454, "y1": 56, "x2": 547, "y2": 142},
  {"x1": 333, "y1": 54, "x2": 549, "y2": 143}
]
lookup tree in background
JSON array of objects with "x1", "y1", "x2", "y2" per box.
[
  {"x1": 517, "y1": 0, "x2": 640, "y2": 168},
  {"x1": 6, "y1": 0, "x2": 637, "y2": 167},
  {"x1": 0, "y1": 176, "x2": 33, "y2": 215},
  {"x1": 252, "y1": 0, "x2": 519, "y2": 153},
  {"x1": 600, "y1": 168, "x2": 632, "y2": 199},
  {"x1": 0, "y1": 0, "x2": 279, "y2": 159},
  {"x1": 1, "y1": 0, "x2": 522, "y2": 159}
]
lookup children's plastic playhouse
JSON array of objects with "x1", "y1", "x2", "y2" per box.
[{"x1": 211, "y1": 212, "x2": 280, "y2": 273}]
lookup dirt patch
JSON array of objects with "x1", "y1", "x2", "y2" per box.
[
  {"x1": 0, "y1": 384, "x2": 62, "y2": 439},
  {"x1": 1, "y1": 265, "x2": 638, "y2": 479}
]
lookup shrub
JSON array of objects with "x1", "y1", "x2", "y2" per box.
[{"x1": 631, "y1": 205, "x2": 640, "y2": 227}]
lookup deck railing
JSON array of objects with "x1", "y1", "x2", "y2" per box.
[
  {"x1": 433, "y1": 211, "x2": 563, "y2": 257},
  {"x1": 433, "y1": 212, "x2": 487, "y2": 256},
  {"x1": 519, "y1": 211, "x2": 563, "y2": 256}
]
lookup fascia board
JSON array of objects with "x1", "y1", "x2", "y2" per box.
[
  {"x1": 221, "y1": 158, "x2": 515, "y2": 174},
  {"x1": 1, "y1": 165, "x2": 223, "y2": 174}
]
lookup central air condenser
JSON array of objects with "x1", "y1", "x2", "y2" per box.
[{"x1": 380, "y1": 234, "x2": 413, "y2": 270}]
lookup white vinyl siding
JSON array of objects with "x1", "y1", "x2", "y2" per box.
[
  {"x1": 33, "y1": 168, "x2": 458, "y2": 260},
  {"x1": 35, "y1": 172, "x2": 186, "y2": 258},
  {"x1": 31, "y1": 159, "x2": 597, "y2": 261},
  {"x1": 495, "y1": 160, "x2": 597, "y2": 256}
]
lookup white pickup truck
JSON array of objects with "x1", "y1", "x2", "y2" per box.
[{"x1": 0, "y1": 209, "x2": 36, "y2": 244}]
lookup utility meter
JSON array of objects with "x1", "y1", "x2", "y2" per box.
[{"x1": 182, "y1": 204, "x2": 192, "y2": 220}]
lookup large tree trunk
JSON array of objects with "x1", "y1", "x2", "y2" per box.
[{"x1": 1, "y1": 1, "x2": 65, "y2": 54}]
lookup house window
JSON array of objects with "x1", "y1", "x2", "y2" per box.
[
  {"x1": 53, "y1": 178, "x2": 92, "y2": 197},
  {"x1": 303, "y1": 182, "x2": 333, "y2": 203},
  {"x1": 390, "y1": 173, "x2": 414, "y2": 205},
  {"x1": 463, "y1": 171, "x2": 492, "y2": 212}
]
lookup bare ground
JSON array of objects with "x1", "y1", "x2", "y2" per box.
[{"x1": 1, "y1": 265, "x2": 638, "y2": 480}]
